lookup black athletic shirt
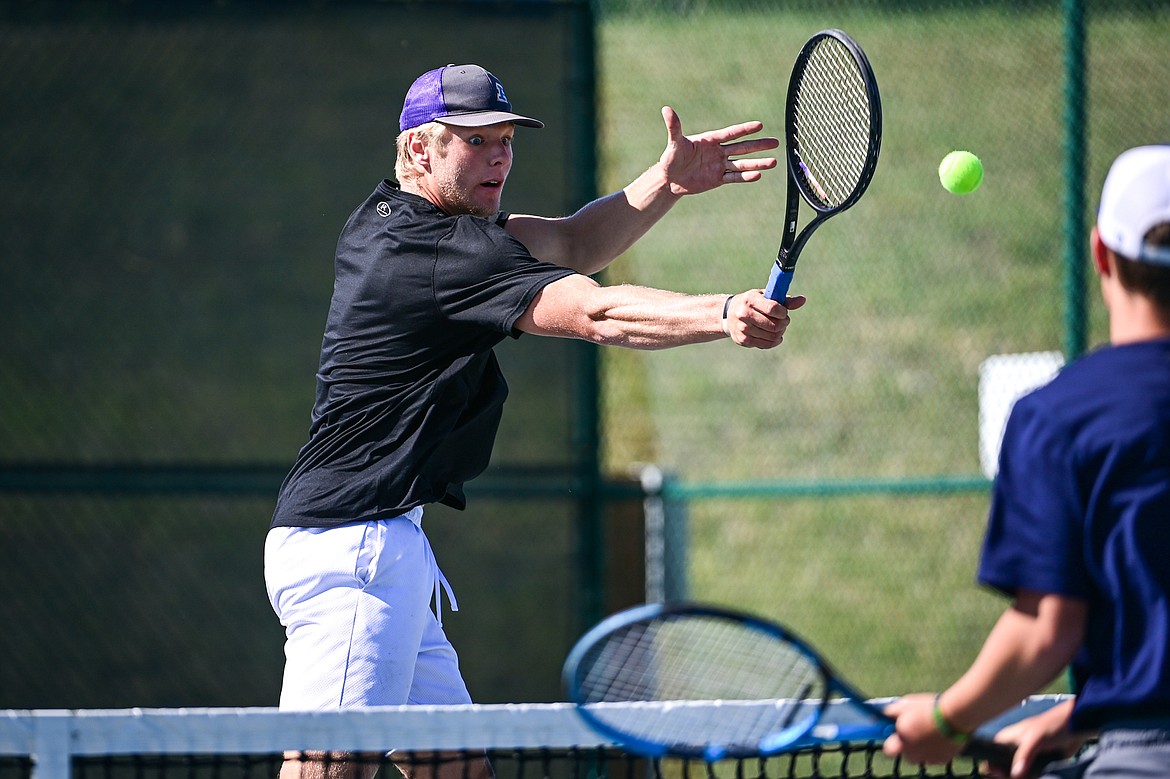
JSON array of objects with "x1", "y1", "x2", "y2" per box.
[{"x1": 270, "y1": 180, "x2": 576, "y2": 528}]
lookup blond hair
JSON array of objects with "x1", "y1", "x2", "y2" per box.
[{"x1": 394, "y1": 122, "x2": 451, "y2": 184}]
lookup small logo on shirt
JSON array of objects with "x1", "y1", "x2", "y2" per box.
[{"x1": 376, "y1": 202, "x2": 392, "y2": 217}]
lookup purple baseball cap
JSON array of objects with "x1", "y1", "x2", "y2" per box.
[{"x1": 399, "y1": 64, "x2": 544, "y2": 132}]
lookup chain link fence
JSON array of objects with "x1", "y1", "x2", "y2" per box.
[
  {"x1": 1, "y1": 0, "x2": 1167, "y2": 707},
  {"x1": 0, "y1": 0, "x2": 598, "y2": 708},
  {"x1": 597, "y1": 0, "x2": 1169, "y2": 694}
]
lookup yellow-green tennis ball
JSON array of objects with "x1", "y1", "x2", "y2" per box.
[{"x1": 939, "y1": 150, "x2": 984, "y2": 194}]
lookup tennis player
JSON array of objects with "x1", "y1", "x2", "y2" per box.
[
  {"x1": 882, "y1": 145, "x2": 1170, "y2": 778},
  {"x1": 265, "y1": 63, "x2": 801, "y2": 778}
]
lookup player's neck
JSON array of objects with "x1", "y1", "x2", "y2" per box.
[{"x1": 1109, "y1": 297, "x2": 1170, "y2": 345}]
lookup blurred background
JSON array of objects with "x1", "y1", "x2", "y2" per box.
[{"x1": 1, "y1": 0, "x2": 1167, "y2": 708}]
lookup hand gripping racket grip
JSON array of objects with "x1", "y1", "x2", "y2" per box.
[{"x1": 764, "y1": 261, "x2": 794, "y2": 302}]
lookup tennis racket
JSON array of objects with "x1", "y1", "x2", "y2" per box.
[
  {"x1": 764, "y1": 29, "x2": 882, "y2": 302},
  {"x1": 563, "y1": 602, "x2": 1021, "y2": 769}
]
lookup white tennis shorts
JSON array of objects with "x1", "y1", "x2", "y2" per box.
[{"x1": 264, "y1": 508, "x2": 471, "y2": 709}]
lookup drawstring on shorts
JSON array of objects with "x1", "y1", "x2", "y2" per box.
[{"x1": 404, "y1": 507, "x2": 458, "y2": 626}]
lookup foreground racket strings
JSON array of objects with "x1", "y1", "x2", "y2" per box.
[
  {"x1": 565, "y1": 604, "x2": 834, "y2": 760},
  {"x1": 565, "y1": 602, "x2": 1036, "y2": 771}
]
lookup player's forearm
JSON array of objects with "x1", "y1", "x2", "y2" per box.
[
  {"x1": 518, "y1": 277, "x2": 724, "y2": 349},
  {"x1": 573, "y1": 284, "x2": 727, "y2": 349},
  {"x1": 507, "y1": 164, "x2": 681, "y2": 275},
  {"x1": 937, "y1": 595, "x2": 1085, "y2": 734},
  {"x1": 574, "y1": 167, "x2": 681, "y2": 274},
  {"x1": 518, "y1": 275, "x2": 794, "y2": 350}
]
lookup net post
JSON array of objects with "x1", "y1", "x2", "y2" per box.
[
  {"x1": 640, "y1": 466, "x2": 689, "y2": 603},
  {"x1": 641, "y1": 465, "x2": 667, "y2": 603},
  {"x1": 663, "y1": 474, "x2": 689, "y2": 602}
]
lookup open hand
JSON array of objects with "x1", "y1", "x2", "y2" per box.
[{"x1": 658, "y1": 106, "x2": 780, "y2": 196}]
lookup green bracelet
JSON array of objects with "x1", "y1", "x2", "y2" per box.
[{"x1": 931, "y1": 695, "x2": 970, "y2": 744}]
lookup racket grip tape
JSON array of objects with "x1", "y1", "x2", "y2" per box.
[
  {"x1": 962, "y1": 739, "x2": 1065, "y2": 778},
  {"x1": 961, "y1": 739, "x2": 1016, "y2": 772},
  {"x1": 764, "y1": 262, "x2": 794, "y2": 302}
]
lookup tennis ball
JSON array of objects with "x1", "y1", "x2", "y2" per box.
[{"x1": 939, "y1": 150, "x2": 984, "y2": 194}]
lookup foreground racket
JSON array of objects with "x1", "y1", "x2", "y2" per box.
[
  {"x1": 564, "y1": 602, "x2": 1020, "y2": 768},
  {"x1": 765, "y1": 29, "x2": 882, "y2": 302}
]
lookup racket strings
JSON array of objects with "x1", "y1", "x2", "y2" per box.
[
  {"x1": 792, "y1": 38, "x2": 874, "y2": 208},
  {"x1": 574, "y1": 615, "x2": 830, "y2": 755}
]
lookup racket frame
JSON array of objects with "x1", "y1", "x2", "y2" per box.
[
  {"x1": 563, "y1": 602, "x2": 889, "y2": 760},
  {"x1": 766, "y1": 28, "x2": 883, "y2": 301},
  {"x1": 565, "y1": 602, "x2": 1028, "y2": 772}
]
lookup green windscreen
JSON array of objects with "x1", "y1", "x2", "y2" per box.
[{"x1": 0, "y1": 0, "x2": 597, "y2": 707}]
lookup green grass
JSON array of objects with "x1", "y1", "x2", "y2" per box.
[{"x1": 596, "y1": 5, "x2": 1170, "y2": 695}]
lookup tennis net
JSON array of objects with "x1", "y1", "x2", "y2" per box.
[{"x1": 0, "y1": 699, "x2": 1068, "y2": 779}]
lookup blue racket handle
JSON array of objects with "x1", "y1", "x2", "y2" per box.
[
  {"x1": 783, "y1": 722, "x2": 892, "y2": 751},
  {"x1": 821, "y1": 722, "x2": 895, "y2": 743},
  {"x1": 765, "y1": 262, "x2": 794, "y2": 302}
]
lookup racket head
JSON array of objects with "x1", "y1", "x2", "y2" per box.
[
  {"x1": 777, "y1": 28, "x2": 882, "y2": 270},
  {"x1": 562, "y1": 602, "x2": 833, "y2": 760}
]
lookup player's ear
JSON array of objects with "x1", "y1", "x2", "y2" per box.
[
  {"x1": 1090, "y1": 227, "x2": 1112, "y2": 277},
  {"x1": 407, "y1": 131, "x2": 432, "y2": 172}
]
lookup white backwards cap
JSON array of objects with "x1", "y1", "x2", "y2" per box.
[{"x1": 1097, "y1": 145, "x2": 1170, "y2": 266}]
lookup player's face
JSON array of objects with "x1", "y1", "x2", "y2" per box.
[{"x1": 426, "y1": 123, "x2": 514, "y2": 217}]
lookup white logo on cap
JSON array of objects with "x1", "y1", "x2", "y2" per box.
[
  {"x1": 496, "y1": 83, "x2": 507, "y2": 104},
  {"x1": 376, "y1": 202, "x2": 392, "y2": 217}
]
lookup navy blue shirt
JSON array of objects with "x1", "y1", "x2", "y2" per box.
[
  {"x1": 979, "y1": 338, "x2": 1170, "y2": 729},
  {"x1": 271, "y1": 181, "x2": 575, "y2": 528}
]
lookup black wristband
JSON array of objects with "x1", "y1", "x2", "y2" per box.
[{"x1": 721, "y1": 295, "x2": 734, "y2": 335}]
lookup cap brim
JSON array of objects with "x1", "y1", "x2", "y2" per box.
[{"x1": 437, "y1": 111, "x2": 544, "y2": 129}]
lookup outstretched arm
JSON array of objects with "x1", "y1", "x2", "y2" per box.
[
  {"x1": 515, "y1": 273, "x2": 804, "y2": 350},
  {"x1": 505, "y1": 106, "x2": 779, "y2": 275}
]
